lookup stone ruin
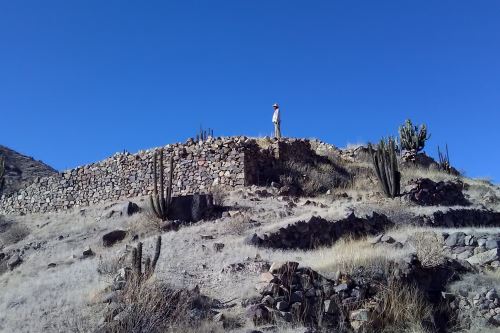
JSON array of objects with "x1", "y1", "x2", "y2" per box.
[{"x1": 0, "y1": 137, "x2": 327, "y2": 215}]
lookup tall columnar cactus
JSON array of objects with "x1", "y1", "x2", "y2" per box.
[
  {"x1": 0, "y1": 156, "x2": 5, "y2": 193},
  {"x1": 398, "y1": 119, "x2": 430, "y2": 153},
  {"x1": 438, "y1": 144, "x2": 452, "y2": 174},
  {"x1": 195, "y1": 126, "x2": 214, "y2": 143},
  {"x1": 369, "y1": 138, "x2": 401, "y2": 198},
  {"x1": 149, "y1": 150, "x2": 174, "y2": 221},
  {"x1": 131, "y1": 236, "x2": 162, "y2": 281}
]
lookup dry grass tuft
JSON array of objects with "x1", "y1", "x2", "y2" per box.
[
  {"x1": 0, "y1": 222, "x2": 29, "y2": 247},
  {"x1": 378, "y1": 280, "x2": 435, "y2": 333},
  {"x1": 400, "y1": 165, "x2": 457, "y2": 185},
  {"x1": 280, "y1": 159, "x2": 351, "y2": 195},
  {"x1": 97, "y1": 254, "x2": 122, "y2": 283},
  {"x1": 106, "y1": 279, "x2": 224, "y2": 333},
  {"x1": 307, "y1": 238, "x2": 411, "y2": 276},
  {"x1": 225, "y1": 213, "x2": 252, "y2": 236},
  {"x1": 211, "y1": 185, "x2": 229, "y2": 207}
]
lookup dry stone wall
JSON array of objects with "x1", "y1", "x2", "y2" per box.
[
  {"x1": 0, "y1": 137, "x2": 336, "y2": 215},
  {"x1": 0, "y1": 137, "x2": 253, "y2": 215}
]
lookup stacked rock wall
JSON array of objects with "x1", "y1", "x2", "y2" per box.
[
  {"x1": 0, "y1": 137, "x2": 253, "y2": 215},
  {"x1": 0, "y1": 137, "x2": 341, "y2": 215}
]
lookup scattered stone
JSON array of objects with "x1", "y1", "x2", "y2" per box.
[
  {"x1": 445, "y1": 232, "x2": 466, "y2": 247},
  {"x1": 82, "y1": 247, "x2": 94, "y2": 257},
  {"x1": 405, "y1": 178, "x2": 468, "y2": 206},
  {"x1": 213, "y1": 243, "x2": 225, "y2": 252},
  {"x1": 8, "y1": 255, "x2": 22, "y2": 270},
  {"x1": 276, "y1": 301, "x2": 289, "y2": 311},
  {"x1": 466, "y1": 248, "x2": 500, "y2": 266},
  {"x1": 121, "y1": 201, "x2": 141, "y2": 216}
]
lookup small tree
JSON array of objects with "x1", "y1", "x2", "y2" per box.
[
  {"x1": 398, "y1": 119, "x2": 430, "y2": 157},
  {"x1": 369, "y1": 137, "x2": 401, "y2": 198}
]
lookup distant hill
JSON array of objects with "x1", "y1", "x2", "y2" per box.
[{"x1": 0, "y1": 145, "x2": 58, "y2": 196}]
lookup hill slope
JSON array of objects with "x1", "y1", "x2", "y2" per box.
[{"x1": 0, "y1": 145, "x2": 58, "y2": 196}]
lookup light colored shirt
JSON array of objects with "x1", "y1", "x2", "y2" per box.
[{"x1": 272, "y1": 108, "x2": 280, "y2": 123}]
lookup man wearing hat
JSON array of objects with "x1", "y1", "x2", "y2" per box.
[{"x1": 272, "y1": 103, "x2": 281, "y2": 139}]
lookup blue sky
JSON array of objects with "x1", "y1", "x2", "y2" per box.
[{"x1": 0, "y1": 1, "x2": 499, "y2": 182}]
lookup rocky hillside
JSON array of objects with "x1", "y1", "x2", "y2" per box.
[
  {"x1": 0, "y1": 136, "x2": 500, "y2": 333},
  {"x1": 0, "y1": 145, "x2": 58, "y2": 196}
]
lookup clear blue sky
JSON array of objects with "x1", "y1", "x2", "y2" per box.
[{"x1": 1, "y1": 1, "x2": 499, "y2": 182}]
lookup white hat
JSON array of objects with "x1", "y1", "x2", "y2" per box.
[{"x1": 272, "y1": 103, "x2": 279, "y2": 107}]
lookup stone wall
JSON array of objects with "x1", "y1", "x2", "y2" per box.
[
  {"x1": 0, "y1": 137, "x2": 252, "y2": 215},
  {"x1": 0, "y1": 137, "x2": 339, "y2": 215}
]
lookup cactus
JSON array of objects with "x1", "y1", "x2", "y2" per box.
[
  {"x1": 195, "y1": 126, "x2": 214, "y2": 143},
  {"x1": 438, "y1": 144, "x2": 452, "y2": 174},
  {"x1": 149, "y1": 150, "x2": 174, "y2": 221},
  {"x1": 369, "y1": 137, "x2": 401, "y2": 198},
  {"x1": 131, "y1": 236, "x2": 162, "y2": 281},
  {"x1": 0, "y1": 156, "x2": 5, "y2": 193},
  {"x1": 398, "y1": 119, "x2": 430, "y2": 154}
]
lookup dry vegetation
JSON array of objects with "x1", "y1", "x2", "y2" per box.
[{"x1": 377, "y1": 280, "x2": 436, "y2": 333}]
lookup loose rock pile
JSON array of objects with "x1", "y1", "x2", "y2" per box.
[
  {"x1": 248, "y1": 213, "x2": 393, "y2": 250},
  {"x1": 450, "y1": 287, "x2": 500, "y2": 327},
  {"x1": 405, "y1": 178, "x2": 469, "y2": 206},
  {"x1": 246, "y1": 261, "x2": 374, "y2": 330},
  {"x1": 443, "y1": 231, "x2": 500, "y2": 268},
  {"x1": 420, "y1": 209, "x2": 500, "y2": 228}
]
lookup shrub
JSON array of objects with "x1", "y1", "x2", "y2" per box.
[
  {"x1": 407, "y1": 231, "x2": 446, "y2": 268},
  {"x1": 106, "y1": 281, "x2": 220, "y2": 333}
]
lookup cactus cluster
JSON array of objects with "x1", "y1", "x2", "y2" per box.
[
  {"x1": 195, "y1": 127, "x2": 214, "y2": 142},
  {"x1": 149, "y1": 150, "x2": 174, "y2": 221},
  {"x1": 398, "y1": 119, "x2": 430, "y2": 153},
  {"x1": 438, "y1": 144, "x2": 452, "y2": 174},
  {"x1": 369, "y1": 137, "x2": 401, "y2": 198},
  {"x1": 0, "y1": 156, "x2": 5, "y2": 193},
  {"x1": 131, "y1": 235, "x2": 162, "y2": 281}
]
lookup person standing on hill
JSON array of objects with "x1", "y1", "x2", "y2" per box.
[{"x1": 272, "y1": 103, "x2": 281, "y2": 139}]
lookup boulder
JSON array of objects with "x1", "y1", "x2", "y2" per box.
[
  {"x1": 121, "y1": 201, "x2": 141, "y2": 216},
  {"x1": 8, "y1": 255, "x2": 22, "y2": 270},
  {"x1": 445, "y1": 232, "x2": 466, "y2": 247},
  {"x1": 82, "y1": 247, "x2": 94, "y2": 257},
  {"x1": 405, "y1": 178, "x2": 468, "y2": 206},
  {"x1": 350, "y1": 309, "x2": 372, "y2": 332},
  {"x1": 466, "y1": 248, "x2": 500, "y2": 266},
  {"x1": 486, "y1": 239, "x2": 500, "y2": 250},
  {"x1": 102, "y1": 230, "x2": 127, "y2": 247},
  {"x1": 169, "y1": 194, "x2": 214, "y2": 222}
]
